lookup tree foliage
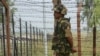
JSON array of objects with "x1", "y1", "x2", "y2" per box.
[
  {"x1": 82, "y1": 0, "x2": 100, "y2": 27},
  {"x1": 89, "y1": 0, "x2": 100, "y2": 27}
]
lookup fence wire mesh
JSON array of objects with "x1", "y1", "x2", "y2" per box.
[{"x1": 0, "y1": 0, "x2": 100, "y2": 56}]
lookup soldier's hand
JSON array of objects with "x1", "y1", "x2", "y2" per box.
[
  {"x1": 71, "y1": 47, "x2": 77, "y2": 53},
  {"x1": 53, "y1": 51, "x2": 56, "y2": 56}
]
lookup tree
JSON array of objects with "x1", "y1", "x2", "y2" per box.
[
  {"x1": 82, "y1": 0, "x2": 100, "y2": 28},
  {"x1": 82, "y1": 0, "x2": 100, "y2": 56}
]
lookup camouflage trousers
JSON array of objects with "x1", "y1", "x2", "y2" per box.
[{"x1": 52, "y1": 38, "x2": 71, "y2": 56}]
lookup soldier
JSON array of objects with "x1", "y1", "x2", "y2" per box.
[{"x1": 52, "y1": 5, "x2": 77, "y2": 56}]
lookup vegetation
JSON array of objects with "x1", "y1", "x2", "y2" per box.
[
  {"x1": 0, "y1": 31, "x2": 100, "y2": 56},
  {"x1": 82, "y1": 0, "x2": 100, "y2": 27}
]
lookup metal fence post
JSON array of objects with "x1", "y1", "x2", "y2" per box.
[
  {"x1": 36, "y1": 28, "x2": 38, "y2": 46},
  {"x1": 19, "y1": 18, "x2": 22, "y2": 56},
  {"x1": 33, "y1": 27, "x2": 36, "y2": 55},
  {"x1": 1, "y1": 7, "x2": 6, "y2": 56},
  {"x1": 25, "y1": 22, "x2": 28, "y2": 56},
  {"x1": 30, "y1": 22, "x2": 32, "y2": 56},
  {"x1": 12, "y1": 12, "x2": 16, "y2": 56}
]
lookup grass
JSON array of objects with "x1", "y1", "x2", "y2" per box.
[{"x1": 0, "y1": 31, "x2": 100, "y2": 56}]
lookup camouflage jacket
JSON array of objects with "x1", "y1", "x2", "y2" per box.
[{"x1": 52, "y1": 17, "x2": 72, "y2": 53}]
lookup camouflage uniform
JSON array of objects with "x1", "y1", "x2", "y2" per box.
[
  {"x1": 52, "y1": 5, "x2": 72, "y2": 56},
  {"x1": 52, "y1": 18, "x2": 72, "y2": 56}
]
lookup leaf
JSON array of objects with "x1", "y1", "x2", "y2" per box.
[{"x1": 82, "y1": 0, "x2": 100, "y2": 28}]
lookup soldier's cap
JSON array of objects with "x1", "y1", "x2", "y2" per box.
[{"x1": 53, "y1": 5, "x2": 67, "y2": 15}]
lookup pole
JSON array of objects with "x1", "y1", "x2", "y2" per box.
[
  {"x1": 33, "y1": 27, "x2": 36, "y2": 55},
  {"x1": 1, "y1": 0, "x2": 11, "y2": 55},
  {"x1": 12, "y1": 12, "x2": 16, "y2": 56},
  {"x1": 93, "y1": 26, "x2": 96, "y2": 56},
  {"x1": 93, "y1": 19, "x2": 96, "y2": 56},
  {"x1": 5, "y1": 4, "x2": 11, "y2": 56},
  {"x1": 2, "y1": 7, "x2": 6, "y2": 56},
  {"x1": 36, "y1": 28, "x2": 38, "y2": 46},
  {"x1": 30, "y1": 22, "x2": 32, "y2": 56},
  {"x1": 43, "y1": 0, "x2": 48, "y2": 56},
  {"x1": 25, "y1": 22, "x2": 28, "y2": 56},
  {"x1": 77, "y1": 1, "x2": 82, "y2": 56},
  {"x1": 19, "y1": 18, "x2": 22, "y2": 56},
  {"x1": 16, "y1": 38, "x2": 18, "y2": 56}
]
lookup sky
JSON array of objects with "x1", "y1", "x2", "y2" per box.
[{"x1": 11, "y1": 0, "x2": 87, "y2": 33}]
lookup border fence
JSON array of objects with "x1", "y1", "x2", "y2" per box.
[
  {"x1": 0, "y1": 15, "x2": 47, "y2": 56},
  {"x1": 0, "y1": 0, "x2": 100, "y2": 56}
]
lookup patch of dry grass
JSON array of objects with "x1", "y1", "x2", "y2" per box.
[{"x1": 0, "y1": 31, "x2": 100, "y2": 56}]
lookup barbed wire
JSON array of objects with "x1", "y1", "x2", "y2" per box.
[
  {"x1": 14, "y1": 3, "x2": 77, "y2": 8},
  {"x1": 13, "y1": 17, "x2": 87, "y2": 24},
  {"x1": 14, "y1": 1, "x2": 77, "y2": 4},
  {"x1": 1, "y1": 0, "x2": 100, "y2": 56}
]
